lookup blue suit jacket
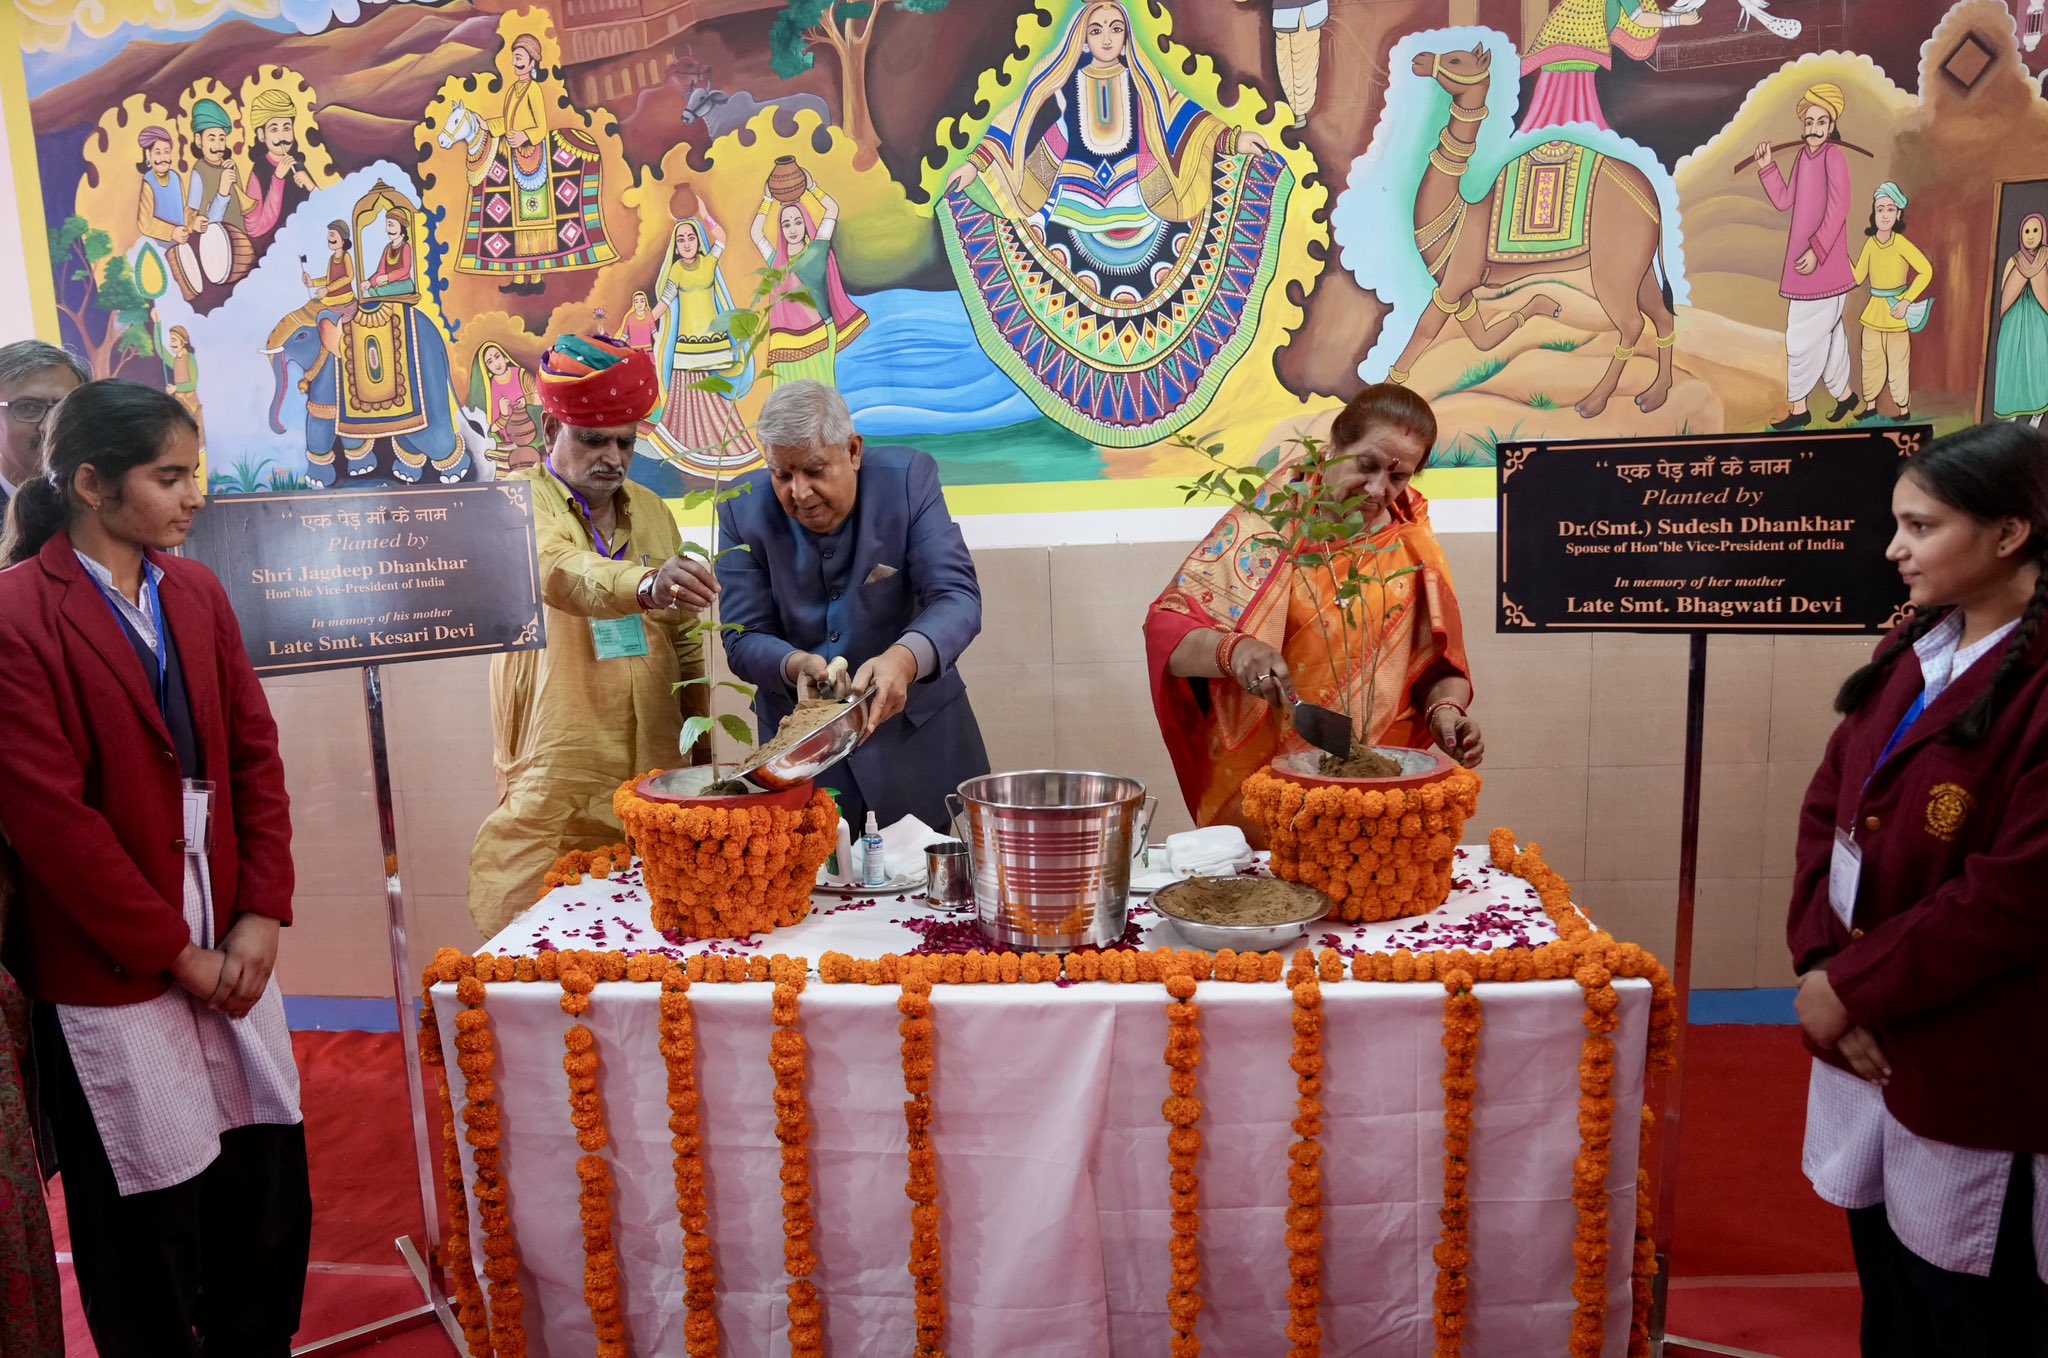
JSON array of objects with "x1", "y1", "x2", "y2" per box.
[{"x1": 716, "y1": 446, "x2": 988, "y2": 829}]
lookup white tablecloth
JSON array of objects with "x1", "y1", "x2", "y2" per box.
[{"x1": 434, "y1": 847, "x2": 1650, "y2": 1357}]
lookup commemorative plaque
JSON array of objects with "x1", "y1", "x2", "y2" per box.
[
  {"x1": 182, "y1": 483, "x2": 545, "y2": 674},
  {"x1": 1496, "y1": 427, "x2": 1920, "y2": 634}
]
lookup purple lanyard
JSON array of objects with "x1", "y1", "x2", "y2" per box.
[{"x1": 548, "y1": 456, "x2": 627, "y2": 561}]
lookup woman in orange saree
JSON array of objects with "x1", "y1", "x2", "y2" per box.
[{"x1": 1144, "y1": 385, "x2": 1483, "y2": 834}]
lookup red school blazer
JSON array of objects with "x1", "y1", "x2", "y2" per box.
[
  {"x1": 1787, "y1": 617, "x2": 2048, "y2": 1154},
  {"x1": 0, "y1": 532, "x2": 294, "y2": 1006}
]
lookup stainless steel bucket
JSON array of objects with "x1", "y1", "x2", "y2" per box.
[{"x1": 946, "y1": 771, "x2": 1155, "y2": 953}]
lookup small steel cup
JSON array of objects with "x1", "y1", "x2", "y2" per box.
[{"x1": 925, "y1": 841, "x2": 975, "y2": 912}]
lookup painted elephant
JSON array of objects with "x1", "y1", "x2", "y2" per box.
[{"x1": 267, "y1": 301, "x2": 472, "y2": 486}]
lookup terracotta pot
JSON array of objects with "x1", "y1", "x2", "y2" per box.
[
  {"x1": 766, "y1": 155, "x2": 808, "y2": 205},
  {"x1": 1241, "y1": 750, "x2": 1481, "y2": 924},
  {"x1": 1265, "y1": 746, "x2": 1454, "y2": 792},
  {"x1": 614, "y1": 772, "x2": 837, "y2": 938},
  {"x1": 633, "y1": 769, "x2": 813, "y2": 812}
]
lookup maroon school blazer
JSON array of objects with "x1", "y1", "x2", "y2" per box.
[
  {"x1": 0, "y1": 532, "x2": 293, "y2": 1006},
  {"x1": 1788, "y1": 617, "x2": 2048, "y2": 1154}
]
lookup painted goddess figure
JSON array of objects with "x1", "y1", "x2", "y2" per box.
[
  {"x1": 648, "y1": 211, "x2": 761, "y2": 474},
  {"x1": 938, "y1": 0, "x2": 1294, "y2": 448}
]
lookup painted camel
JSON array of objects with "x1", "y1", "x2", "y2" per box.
[{"x1": 1389, "y1": 46, "x2": 1675, "y2": 418}]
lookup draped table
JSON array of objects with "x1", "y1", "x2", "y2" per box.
[{"x1": 430, "y1": 846, "x2": 1654, "y2": 1358}]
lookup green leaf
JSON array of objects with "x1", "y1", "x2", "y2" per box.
[
  {"x1": 1255, "y1": 447, "x2": 1281, "y2": 473},
  {"x1": 679, "y1": 714, "x2": 715, "y2": 756},
  {"x1": 690, "y1": 374, "x2": 735, "y2": 397},
  {"x1": 717, "y1": 713, "x2": 757, "y2": 748},
  {"x1": 677, "y1": 540, "x2": 713, "y2": 560},
  {"x1": 675, "y1": 677, "x2": 756, "y2": 696},
  {"x1": 727, "y1": 310, "x2": 762, "y2": 339}
]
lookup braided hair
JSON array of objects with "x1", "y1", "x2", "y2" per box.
[{"x1": 1834, "y1": 422, "x2": 2048, "y2": 745}]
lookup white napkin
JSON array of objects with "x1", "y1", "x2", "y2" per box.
[
  {"x1": 1129, "y1": 826, "x2": 1255, "y2": 892},
  {"x1": 875, "y1": 815, "x2": 953, "y2": 881},
  {"x1": 1164, "y1": 827, "x2": 1255, "y2": 876}
]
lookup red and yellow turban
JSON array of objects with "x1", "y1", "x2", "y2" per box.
[{"x1": 537, "y1": 334, "x2": 659, "y2": 428}]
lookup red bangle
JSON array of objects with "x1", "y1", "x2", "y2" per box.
[{"x1": 1214, "y1": 632, "x2": 1246, "y2": 678}]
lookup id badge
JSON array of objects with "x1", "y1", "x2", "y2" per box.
[
  {"x1": 590, "y1": 615, "x2": 650, "y2": 661},
  {"x1": 182, "y1": 778, "x2": 215, "y2": 856},
  {"x1": 1828, "y1": 829, "x2": 1861, "y2": 931}
]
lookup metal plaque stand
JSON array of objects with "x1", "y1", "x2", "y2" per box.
[
  {"x1": 291, "y1": 665, "x2": 462, "y2": 1355},
  {"x1": 1651, "y1": 636, "x2": 1781, "y2": 1358}
]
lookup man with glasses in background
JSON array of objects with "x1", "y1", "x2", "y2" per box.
[{"x1": 0, "y1": 341, "x2": 90, "y2": 517}]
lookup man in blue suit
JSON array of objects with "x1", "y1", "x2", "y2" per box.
[{"x1": 717, "y1": 380, "x2": 990, "y2": 832}]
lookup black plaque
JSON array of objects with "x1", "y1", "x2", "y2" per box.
[
  {"x1": 1497, "y1": 428, "x2": 1920, "y2": 634},
  {"x1": 182, "y1": 484, "x2": 546, "y2": 674}
]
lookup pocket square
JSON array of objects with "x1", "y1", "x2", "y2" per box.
[{"x1": 863, "y1": 564, "x2": 901, "y2": 585}]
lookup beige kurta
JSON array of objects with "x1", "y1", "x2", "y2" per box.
[{"x1": 467, "y1": 464, "x2": 707, "y2": 934}]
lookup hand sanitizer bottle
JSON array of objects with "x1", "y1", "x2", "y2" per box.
[{"x1": 861, "y1": 811, "x2": 887, "y2": 888}]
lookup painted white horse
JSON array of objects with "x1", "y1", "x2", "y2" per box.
[{"x1": 438, "y1": 97, "x2": 551, "y2": 191}]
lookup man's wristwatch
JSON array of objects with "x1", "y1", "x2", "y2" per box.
[{"x1": 635, "y1": 570, "x2": 658, "y2": 611}]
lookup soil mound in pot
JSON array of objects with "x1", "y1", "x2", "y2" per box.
[
  {"x1": 1318, "y1": 744, "x2": 1402, "y2": 779},
  {"x1": 1160, "y1": 877, "x2": 1325, "y2": 926}
]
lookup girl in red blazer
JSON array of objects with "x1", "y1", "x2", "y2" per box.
[
  {"x1": 0, "y1": 380, "x2": 309, "y2": 1357},
  {"x1": 1788, "y1": 422, "x2": 2048, "y2": 1357}
]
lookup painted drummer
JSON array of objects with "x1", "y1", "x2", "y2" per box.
[{"x1": 176, "y1": 99, "x2": 255, "y2": 306}]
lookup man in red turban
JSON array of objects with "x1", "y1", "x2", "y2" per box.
[{"x1": 467, "y1": 335, "x2": 721, "y2": 933}]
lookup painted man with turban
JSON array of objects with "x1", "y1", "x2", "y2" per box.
[
  {"x1": 134, "y1": 126, "x2": 199, "y2": 299},
  {"x1": 178, "y1": 97, "x2": 255, "y2": 304},
  {"x1": 467, "y1": 335, "x2": 718, "y2": 934},
  {"x1": 242, "y1": 87, "x2": 316, "y2": 240},
  {"x1": 1755, "y1": 83, "x2": 1858, "y2": 430}
]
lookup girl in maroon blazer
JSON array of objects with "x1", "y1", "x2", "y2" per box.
[
  {"x1": 0, "y1": 380, "x2": 309, "y2": 1357},
  {"x1": 1789, "y1": 421, "x2": 2048, "y2": 1357}
]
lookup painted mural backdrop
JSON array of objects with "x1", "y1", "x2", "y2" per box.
[{"x1": 15, "y1": 0, "x2": 2048, "y2": 503}]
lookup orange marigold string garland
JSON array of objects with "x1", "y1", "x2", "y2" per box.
[
  {"x1": 1240, "y1": 765, "x2": 1482, "y2": 922},
  {"x1": 453, "y1": 969, "x2": 529, "y2": 1357},
  {"x1": 614, "y1": 778, "x2": 837, "y2": 937},
  {"x1": 1283, "y1": 951, "x2": 1326, "y2": 1358},
  {"x1": 770, "y1": 956, "x2": 826, "y2": 1358},
  {"x1": 418, "y1": 969, "x2": 493, "y2": 1356},
  {"x1": 656, "y1": 960, "x2": 721, "y2": 1357},
  {"x1": 1568, "y1": 951, "x2": 1622, "y2": 1358},
  {"x1": 541, "y1": 842, "x2": 633, "y2": 896},
  {"x1": 1162, "y1": 968, "x2": 1205, "y2": 1358},
  {"x1": 1433, "y1": 968, "x2": 1482, "y2": 1358},
  {"x1": 560, "y1": 961, "x2": 629, "y2": 1358},
  {"x1": 898, "y1": 961, "x2": 946, "y2": 1355}
]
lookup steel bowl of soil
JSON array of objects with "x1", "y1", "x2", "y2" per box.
[
  {"x1": 739, "y1": 690, "x2": 876, "y2": 791},
  {"x1": 1149, "y1": 875, "x2": 1334, "y2": 952}
]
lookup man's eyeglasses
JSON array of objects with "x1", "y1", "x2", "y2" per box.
[{"x1": 0, "y1": 398, "x2": 59, "y2": 426}]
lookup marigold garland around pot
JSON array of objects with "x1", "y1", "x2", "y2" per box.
[
  {"x1": 770, "y1": 956, "x2": 825, "y2": 1358},
  {"x1": 1162, "y1": 968, "x2": 1205, "y2": 1358},
  {"x1": 614, "y1": 776, "x2": 837, "y2": 937},
  {"x1": 899, "y1": 961, "x2": 946, "y2": 1356},
  {"x1": 560, "y1": 962, "x2": 629, "y2": 1358},
  {"x1": 1240, "y1": 765, "x2": 1481, "y2": 922},
  {"x1": 1432, "y1": 969, "x2": 1482, "y2": 1358},
  {"x1": 1283, "y1": 951, "x2": 1326, "y2": 1358},
  {"x1": 656, "y1": 961, "x2": 721, "y2": 1357}
]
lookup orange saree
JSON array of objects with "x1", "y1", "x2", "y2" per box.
[{"x1": 1143, "y1": 484, "x2": 1472, "y2": 832}]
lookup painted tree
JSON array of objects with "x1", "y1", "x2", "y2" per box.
[
  {"x1": 770, "y1": 0, "x2": 951, "y2": 167},
  {"x1": 49, "y1": 215, "x2": 164, "y2": 380}
]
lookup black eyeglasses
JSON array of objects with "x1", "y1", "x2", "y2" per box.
[{"x1": 0, "y1": 398, "x2": 58, "y2": 426}]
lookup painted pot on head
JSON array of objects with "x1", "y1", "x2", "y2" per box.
[{"x1": 766, "y1": 155, "x2": 809, "y2": 205}]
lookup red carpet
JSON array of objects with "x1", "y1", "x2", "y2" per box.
[{"x1": 47, "y1": 1025, "x2": 1857, "y2": 1356}]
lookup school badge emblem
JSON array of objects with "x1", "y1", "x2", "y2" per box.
[{"x1": 1924, "y1": 783, "x2": 1973, "y2": 843}]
